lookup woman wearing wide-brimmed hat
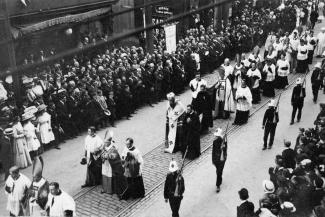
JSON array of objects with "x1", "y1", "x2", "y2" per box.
[
  {"x1": 22, "y1": 108, "x2": 40, "y2": 160},
  {"x1": 12, "y1": 116, "x2": 32, "y2": 168},
  {"x1": 36, "y1": 104, "x2": 55, "y2": 149}
]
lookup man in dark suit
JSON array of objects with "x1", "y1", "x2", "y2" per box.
[
  {"x1": 290, "y1": 78, "x2": 306, "y2": 125},
  {"x1": 237, "y1": 188, "x2": 255, "y2": 217},
  {"x1": 282, "y1": 141, "x2": 296, "y2": 169},
  {"x1": 262, "y1": 99, "x2": 279, "y2": 150},
  {"x1": 311, "y1": 62, "x2": 323, "y2": 103},
  {"x1": 164, "y1": 160, "x2": 185, "y2": 217},
  {"x1": 212, "y1": 128, "x2": 227, "y2": 193}
]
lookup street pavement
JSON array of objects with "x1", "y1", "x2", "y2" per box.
[
  {"x1": 0, "y1": 22, "x2": 324, "y2": 216},
  {"x1": 133, "y1": 61, "x2": 325, "y2": 217}
]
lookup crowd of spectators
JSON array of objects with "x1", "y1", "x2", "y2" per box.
[
  {"x1": 0, "y1": 0, "x2": 309, "y2": 171},
  {"x1": 237, "y1": 103, "x2": 325, "y2": 217}
]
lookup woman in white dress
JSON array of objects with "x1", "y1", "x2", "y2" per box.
[
  {"x1": 12, "y1": 116, "x2": 32, "y2": 168},
  {"x1": 22, "y1": 112, "x2": 40, "y2": 160},
  {"x1": 36, "y1": 104, "x2": 55, "y2": 147}
]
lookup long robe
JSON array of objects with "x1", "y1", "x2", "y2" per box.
[
  {"x1": 121, "y1": 146, "x2": 145, "y2": 199},
  {"x1": 196, "y1": 90, "x2": 213, "y2": 132},
  {"x1": 101, "y1": 145, "x2": 113, "y2": 194},
  {"x1": 165, "y1": 100, "x2": 185, "y2": 153},
  {"x1": 12, "y1": 122, "x2": 32, "y2": 169},
  {"x1": 107, "y1": 146, "x2": 127, "y2": 195},
  {"x1": 183, "y1": 111, "x2": 201, "y2": 160},
  {"x1": 5, "y1": 174, "x2": 31, "y2": 216},
  {"x1": 234, "y1": 86, "x2": 252, "y2": 125},
  {"x1": 27, "y1": 178, "x2": 49, "y2": 216},
  {"x1": 214, "y1": 74, "x2": 235, "y2": 119},
  {"x1": 316, "y1": 32, "x2": 325, "y2": 56},
  {"x1": 84, "y1": 135, "x2": 103, "y2": 186}
]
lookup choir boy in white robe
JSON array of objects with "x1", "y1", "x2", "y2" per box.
[
  {"x1": 234, "y1": 79, "x2": 252, "y2": 125},
  {"x1": 247, "y1": 63, "x2": 261, "y2": 104},
  {"x1": 82, "y1": 126, "x2": 103, "y2": 188}
]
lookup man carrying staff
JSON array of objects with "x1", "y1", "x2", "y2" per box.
[
  {"x1": 262, "y1": 99, "x2": 279, "y2": 150},
  {"x1": 27, "y1": 156, "x2": 49, "y2": 216},
  {"x1": 233, "y1": 79, "x2": 252, "y2": 125},
  {"x1": 212, "y1": 128, "x2": 228, "y2": 193},
  {"x1": 311, "y1": 62, "x2": 324, "y2": 103},
  {"x1": 165, "y1": 92, "x2": 186, "y2": 154},
  {"x1": 81, "y1": 126, "x2": 103, "y2": 188},
  {"x1": 164, "y1": 160, "x2": 185, "y2": 217},
  {"x1": 290, "y1": 78, "x2": 306, "y2": 125}
]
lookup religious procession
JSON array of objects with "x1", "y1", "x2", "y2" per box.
[{"x1": 2, "y1": 0, "x2": 325, "y2": 216}]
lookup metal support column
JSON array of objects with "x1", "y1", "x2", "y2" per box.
[
  {"x1": 2, "y1": 0, "x2": 21, "y2": 107},
  {"x1": 144, "y1": 0, "x2": 154, "y2": 53}
]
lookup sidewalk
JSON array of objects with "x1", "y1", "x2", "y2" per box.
[
  {"x1": 135, "y1": 69, "x2": 323, "y2": 217},
  {"x1": 1, "y1": 22, "x2": 323, "y2": 217}
]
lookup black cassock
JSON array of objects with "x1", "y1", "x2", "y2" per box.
[
  {"x1": 196, "y1": 90, "x2": 213, "y2": 132},
  {"x1": 183, "y1": 111, "x2": 201, "y2": 160}
]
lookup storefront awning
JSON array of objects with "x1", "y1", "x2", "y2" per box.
[{"x1": 13, "y1": 7, "x2": 111, "y2": 38}]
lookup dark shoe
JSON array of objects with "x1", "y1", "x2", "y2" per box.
[
  {"x1": 262, "y1": 147, "x2": 267, "y2": 150},
  {"x1": 297, "y1": 119, "x2": 300, "y2": 123},
  {"x1": 101, "y1": 190, "x2": 105, "y2": 194},
  {"x1": 290, "y1": 121, "x2": 294, "y2": 125},
  {"x1": 268, "y1": 146, "x2": 272, "y2": 149},
  {"x1": 55, "y1": 146, "x2": 61, "y2": 150},
  {"x1": 216, "y1": 186, "x2": 220, "y2": 193},
  {"x1": 81, "y1": 184, "x2": 89, "y2": 188}
]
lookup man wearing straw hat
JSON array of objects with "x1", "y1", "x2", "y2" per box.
[
  {"x1": 22, "y1": 107, "x2": 41, "y2": 160},
  {"x1": 164, "y1": 160, "x2": 185, "y2": 217},
  {"x1": 290, "y1": 77, "x2": 306, "y2": 125},
  {"x1": 311, "y1": 62, "x2": 324, "y2": 103},
  {"x1": 262, "y1": 99, "x2": 279, "y2": 150},
  {"x1": 212, "y1": 128, "x2": 228, "y2": 193}
]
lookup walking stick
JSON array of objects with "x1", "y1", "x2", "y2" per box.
[
  {"x1": 174, "y1": 146, "x2": 188, "y2": 197},
  {"x1": 220, "y1": 120, "x2": 230, "y2": 161}
]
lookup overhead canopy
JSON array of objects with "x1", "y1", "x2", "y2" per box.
[{"x1": 12, "y1": 7, "x2": 111, "y2": 38}]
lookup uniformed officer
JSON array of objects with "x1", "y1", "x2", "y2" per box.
[
  {"x1": 262, "y1": 99, "x2": 279, "y2": 150},
  {"x1": 164, "y1": 160, "x2": 185, "y2": 217}
]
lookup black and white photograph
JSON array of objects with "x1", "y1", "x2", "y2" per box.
[{"x1": 1, "y1": 0, "x2": 325, "y2": 216}]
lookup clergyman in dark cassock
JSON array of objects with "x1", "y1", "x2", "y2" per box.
[
  {"x1": 164, "y1": 160, "x2": 185, "y2": 217},
  {"x1": 82, "y1": 127, "x2": 103, "y2": 188},
  {"x1": 212, "y1": 128, "x2": 227, "y2": 193},
  {"x1": 262, "y1": 100, "x2": 279, "y2": 150},
  {"x1": 183, "y1": 104, "x2": 201, "y2": 160},
  {"x1": 196, "y1": 84, "x2": 213, "y2": 133},
  {"x1": 165, "y1": 92, "x2": 186, "y2": 154}
]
